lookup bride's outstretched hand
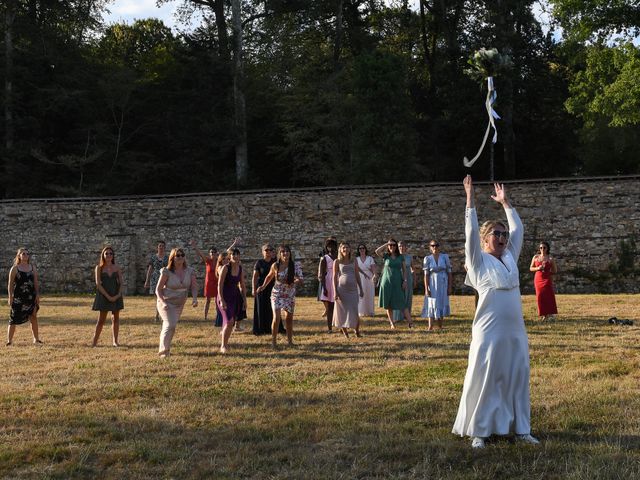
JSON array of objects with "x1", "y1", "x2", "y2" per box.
[
  {"x1": 490, "y1": 182, "x2": 508, "y2": 205},
  {"x1": 463, "y1": 175, "x2": 473, "y2": 195}
]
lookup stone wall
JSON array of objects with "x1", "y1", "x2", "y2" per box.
[{"x1": 1, "y1": 176, "x2": 638, "y2": 295}]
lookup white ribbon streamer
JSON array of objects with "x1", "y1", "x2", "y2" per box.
[{"x1": 463, "y1": 76, "x2": 501, "y2": 168}]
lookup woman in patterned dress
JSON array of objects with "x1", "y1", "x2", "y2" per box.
[
  {"x1": 7, "y1": 248, "x2": 42, "y2": 346},
  {"x1": 144, "y1": 240, "x2": 168, "y2": 322},
  {"x1": 91, "y1": 246, "x2": 125, "y2": 347},
  {"x1": 256, "y1": 245, "x2": 304, "y2": 349}
]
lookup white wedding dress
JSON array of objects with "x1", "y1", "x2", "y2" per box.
[{"x1": 452, "y1": 206, "x2": 532, "y2": 438}]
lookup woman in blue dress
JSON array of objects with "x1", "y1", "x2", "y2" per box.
[{"x1": 421, "y1": 240, "x2": 452, "y2": 330}]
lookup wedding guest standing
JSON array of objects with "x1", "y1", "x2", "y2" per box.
[
  {"x1": 356, "y1": 244, "x2": 377, "y2": 317},
  {"x1": 529, "y1": 241, "x2": 558, "y2": 321},
  {"x1": 375, "y1": 239, "x2": 413, "y2": 329},
  {"x1": 453, "y1": 176, "x2": 539, "y2": 449},
  {"x1": 393, "y1": 241, "x2": 415, "y2": 322},
  {"x1": 257, "y1": 245, "x2": 304, "y2": 348},
  {"x1": 91, "y1": 246, "x2": 124, "y2": 347},
  {"x1": 144, "y1": 240, "x2": 168, "y2": 322},
  {"x1": 252, "y1": 244, "x2": 277, "y2": 335},
  {"x1": 333, "y1": 243, "x2": 364, "y2": 338},
  {"x1": 318, "y1": 238, "x2": 338, "y2": 333},
  {"x1": 156, "y1": 248, "x2": 198, "y2": 358},
  {"x1": 7, "y1": 248, "x2": 42, "y2": 346},
  {"x1": 421, "y1": 240, "x2": 453, "y2": 330},
  {"x1": 217, "y1": 248, "x2": 247, "y2": 353},
  {"x1": 190, "y1": 240, "x2": 218, "y2": 322}
]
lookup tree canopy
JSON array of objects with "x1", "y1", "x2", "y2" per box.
[{"x1": 0, "y1": 0, "x2": 638, "y2": 198}]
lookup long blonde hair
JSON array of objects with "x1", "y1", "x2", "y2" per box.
[
  {"x1": 13, "y1": 247, "x2": 30, "y2": 266},
  {"x1": 337, "y1": 242, "x2": 352, "y2": 262}
]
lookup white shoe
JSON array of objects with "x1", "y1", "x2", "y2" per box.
[
  {"x1": 471, "y1": 437, "x2": 486, "y2": 449},
  {"x1": 516, "y1": 434, "x2": 540, "y2": 445}
]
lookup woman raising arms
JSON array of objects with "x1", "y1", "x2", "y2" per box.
[
  {"x1": 453, "y1": 176, "x2": 539, "y2": 449},
  {"x1": 375, "y1": 239, "x2": 413, "y2": 329}
]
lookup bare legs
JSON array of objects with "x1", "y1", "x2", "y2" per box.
[
  {"x1": 7, "y1": 314, "x2": 42, "y2": 346},
  {"x1": 92, "y1": 310, "x2": 120, "y2": 347},
  {"x1": 323, "y1": 301, "x2": 334, "y2": 332},
  {"x1": 427, "y1": 316, "x2": 443, "y2": 331},
  {"x1": 220, "y1": 317, "x2": 234, "y2": 353},
  {"x1": 203, "y1": 296, "x2": 213, "y2": 321},
  {"x1": 385, "y1": 308, "x2": 413, "y2": 329},
  {"x1": 384, "y1": 309, "x2": 396, "y2": 329},
  {"x1": 272, "y1": 308, "x2": 294, "y2": 348}
]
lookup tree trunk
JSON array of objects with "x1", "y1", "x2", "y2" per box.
[
  {"x1": 492, "y1": 0, "x2": 516, "y2": 178},
  {"x1": 213, "y1": 0, "x2": 231, "y2": 62},
  {"x1": 333, "y1": 0, "x2": 343, "y2": 71},
  {"x1": 4, "y1": 0, "x2": 15, "y2": 151},
  {"x1": 231, "y1": 0, "x2": 248, "y2": 186}
]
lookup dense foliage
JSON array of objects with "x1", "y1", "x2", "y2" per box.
[{"x1": 0, "y1": 0, "x2": 638, "y2": 197}]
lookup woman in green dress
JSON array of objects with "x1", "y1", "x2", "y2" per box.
[
  {"x1": 375, "y1": 239, "x2": 413, "y2": 329},
  {"x1": 91, "y1": 246, "x2": 125, "y2": 347}
]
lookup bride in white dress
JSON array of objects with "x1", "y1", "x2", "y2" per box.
[{"x1": 452, "y1": 176, "x2": 540, "y2": 449}]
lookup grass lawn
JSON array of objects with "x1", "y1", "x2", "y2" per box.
[{"x1": 1, "y1": 294, "x2": 639, "y2": 479}]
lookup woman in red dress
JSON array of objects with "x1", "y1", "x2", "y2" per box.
[{"x1": 529, "y1": 241, "x2": 558, "y2": 321}]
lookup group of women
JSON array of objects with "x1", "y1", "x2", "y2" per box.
[{"x1": 5, "y1": 175, "x2": 557, "y2": 448}]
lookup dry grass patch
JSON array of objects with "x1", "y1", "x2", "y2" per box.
[{"x1": 0, "y1": 294, "x2": 639, "y2": 479}]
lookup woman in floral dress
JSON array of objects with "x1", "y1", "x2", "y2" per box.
[
  {"x1": 257, "y1": 245, "x2": 303, "y2": 348},
  {"x1": 7, "y1": 248, "x2": 42, "y2": 346}
]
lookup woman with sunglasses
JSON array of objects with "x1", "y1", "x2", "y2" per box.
[
  {"x1": 421, "y1": 240, "x2": 452, "y2": 330},
  {"x1": 7, "y1": 248, "x2": 42, "y2": 346},
  {"x1": 529, "y1": 241, "x2": 558, "y2": 321},
  {"x1": 91, "y1": 246, "x2": 124, "y2": 347},
  {"x1": 453, "y1": 176, "x2": 539, "y2": 449},
  {"x1": 375, "y1": 239, "x2": 413, "y2": 329},
  {"x1": 256, "y1": 245, "x2": 303, "y2": 348},
  {"x1": 156, "y1": 248, "x2": 198, "y2": 358}
]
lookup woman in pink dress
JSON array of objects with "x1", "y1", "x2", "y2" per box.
[{"x1": 318, "y1": 238, "x2": 337, "y2": 333}]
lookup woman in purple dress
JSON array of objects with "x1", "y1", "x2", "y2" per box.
[{"x1": 217, "y1": 248, "x2": 246, "y2": 354}]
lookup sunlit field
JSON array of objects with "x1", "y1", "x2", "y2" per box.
[{"x1": 1, "y1": 294, "x2": 638, "y2": 479}]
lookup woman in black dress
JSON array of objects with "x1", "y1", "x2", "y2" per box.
[
  {"x1": 91, "y1": 246, "x2": 124, "y2": 347},
  {"x1": 7, "y1": 248, "x2": 42, "y2": 345},
  {"x1": 252, "y1": 244, "x2": 277, "y2": 335}
]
